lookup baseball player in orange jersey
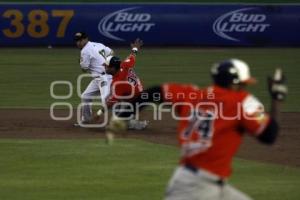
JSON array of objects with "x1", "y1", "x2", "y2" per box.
[{"x1": 108, "y1": 59, "x2": 288, "y2": 200}]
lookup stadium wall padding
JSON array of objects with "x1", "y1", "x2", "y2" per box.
[{"x1": 0, "y1": 3, "x2": 299, "y2": 46}]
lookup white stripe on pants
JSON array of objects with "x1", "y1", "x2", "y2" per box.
[{"x1": 165, "y1": 166, "x2": 252, "y2": 200}]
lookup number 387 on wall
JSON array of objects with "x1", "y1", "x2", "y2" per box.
[{"x1": 2, "y1": 9, "x2": 74, "y2": 38}]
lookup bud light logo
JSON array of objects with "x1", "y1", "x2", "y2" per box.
[
  {"x1": 98, "y1": 7, "x2": 155, "y2": 41},
  {"x1": 213, "y1": 7, "x2": 271, "y2": 42}
]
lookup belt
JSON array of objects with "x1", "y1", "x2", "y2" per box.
[
  {"x1": 94, "y1": 72, "x2": 106, "y2": 78},
  {"x1": 184, "y1": 164, "x2": 225, "y2": 186}
]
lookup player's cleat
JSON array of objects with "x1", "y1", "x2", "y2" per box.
[
  {"x1": 128, "y1": 119, "x2": 149, "y2": 130},
  {"x1": 73, "y1": 123, "x2": 81, "y2": 127}
]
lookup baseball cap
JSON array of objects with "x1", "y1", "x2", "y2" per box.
[{"x1": 74, "y1": 32, "x2": 88, "y2": 41}]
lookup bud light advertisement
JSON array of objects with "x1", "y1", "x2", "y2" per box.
[
  {"x1": 213, "y1": 7, "x2": 271, "y2": 42},
  {"x1": 0, "y1": 3, "x2": 299, "y2": 46}
]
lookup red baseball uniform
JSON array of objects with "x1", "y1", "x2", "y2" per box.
[
  {"x1": 107, "y1": 54, "x2": 143, "y2": 107},
  {"x1": 162, "y1": 83, "x2": 270, "y2": 178}
]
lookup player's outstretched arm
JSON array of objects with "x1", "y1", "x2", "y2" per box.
[
  {"x1": 258, "y1": 69, "x2": 288, "y2": 144},
  {"x1": 121, "y1": 38, "x2": 144, "y2": 68},
  {"x1": 268, "y1": 68, "x2": 288, "y2": 121},
  {"x1": 130, "y1": 38, "x2": 143, "y2": 55}
]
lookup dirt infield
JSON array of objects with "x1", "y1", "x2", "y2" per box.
[{"x1": 0, "y1": 109, "x2": 299, "y2": 167}]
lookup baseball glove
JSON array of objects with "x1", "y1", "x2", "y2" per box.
[{"x1": 268, "y1": 68, "x2": 288, "y2": 101}]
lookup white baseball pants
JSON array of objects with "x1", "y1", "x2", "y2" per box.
[
  {"x1": 81, "y1": 75, "x2": 112, "y2": 122},
  {"x1": 165, "y1": 166, "x2": 252, "y2": 200}
]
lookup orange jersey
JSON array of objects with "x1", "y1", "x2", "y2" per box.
[
  {"x1": 162, "y1": 83, "x2": 270, "y2": 178},
  {"x1": 108, "y1": 54, "x2": 143, "y2": 106}
]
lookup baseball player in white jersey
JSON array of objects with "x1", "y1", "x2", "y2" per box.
[{"x1": 74, "y1": 32, "x2": 113, "y2": 124}]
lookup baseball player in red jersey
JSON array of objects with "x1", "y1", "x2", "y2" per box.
[
  {"x1": 100, "y1": 39, "x2": 148, "y2": 130},
  {"x1": 108, "y1": 59, "x2": 288, "y2": 200},
  {"x1": 105, "y1": 38, "x2": 144, "y2": 107}
]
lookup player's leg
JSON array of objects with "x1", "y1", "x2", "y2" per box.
[
  {"x1": 221, "y1": 184, "x2": 252, "y2": 200},
  {"x1": 94, "y1": 75, "x2": 111, "y2": 120},
  {"x1": 126, "y1": 90, "x2": 149, "y2": 130},
  {"x1": 81, "y1": 79, "x2": 101, "y2": 122},
  {"x1": 111, "y1": 101, "x2": 148, "y2": 130},
  {"x1": 128, "y1": 119, "x2": 149, "y2": 130},
  {"x1": 106, "y1": 74, "x2": 113, "y2": 90},
  {"x1": 98, "y1": 75, "x2": 111, "y2": 104},
  {"x1": 165, "y1": 166, "x2": 221, "y2": 200}
]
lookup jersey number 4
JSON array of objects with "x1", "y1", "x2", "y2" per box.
[{"x1": 181, "y1": 109, "x2": 215, "y2": 156}]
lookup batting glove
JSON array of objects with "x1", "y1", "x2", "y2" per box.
[{"x1": 268, "y1": 68, "x2": 288, "y2": 101}]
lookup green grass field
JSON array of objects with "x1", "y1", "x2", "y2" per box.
[
  {"x1": 0, "y1": 47, "x2": 299, "y2": 199},
  {"x1": 0, "y1": 48, "x2": 299, "y2": 111},
  {"x1": 0, "y1": 139, "x2": 299, "y2": 200}
]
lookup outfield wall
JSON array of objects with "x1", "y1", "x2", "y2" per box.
[{"x1": 1, "y1": 3, "x2": 299, "y2": 46}]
